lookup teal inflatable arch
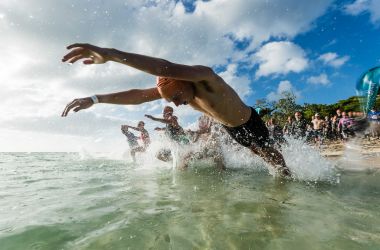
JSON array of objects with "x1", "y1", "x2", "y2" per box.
[{"x1": 356, "y1": 66, "x2": 380, "y2": 114}]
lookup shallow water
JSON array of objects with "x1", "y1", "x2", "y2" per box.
[{"x1": 0, "y1": 152, "x2": 380, "y2": 250}]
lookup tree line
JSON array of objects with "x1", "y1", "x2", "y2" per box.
[{"x1": 255, "y1": 91, "x2": 380, "y2": 126}]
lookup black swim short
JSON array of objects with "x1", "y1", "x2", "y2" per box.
[{"x1": 222, "y1": 107, "x2": 269, "y2": 148}]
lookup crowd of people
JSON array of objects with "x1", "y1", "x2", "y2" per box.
[
  {"x1": 266, "y1": 108, "x2": 380, "y2": 147},
  {"x1": 121, "y1": 104, "x2": 380, "y2": 167}
]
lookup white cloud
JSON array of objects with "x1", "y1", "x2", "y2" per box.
[
  {"x1": 194, "y1": 0, "x2": 333, "y2": 50},
  {"x1": 266, "y1": 80, "x2": 301, "y2": 102},
  {"x1": 253, "y1": 41, "x2": 309, "y2": 78},
  {"x1": 0, "y1": 0, "x2": 333, "y2": 151},
  {"x1": 307, "y1": 73, "x2": 330, "y2": 85},
  {"x1": 344, "y1": 0, "x2": 380, "y2": 24},
  {"x1": 218, "y1": 64, "x2": 253, "y2": 99},
  {"x1": 318, "y1": 52, "x2": 350, "y2": 68}
]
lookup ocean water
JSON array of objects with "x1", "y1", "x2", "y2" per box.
[{"x1": 0, "y1": 148, "x2": 380, "y2": 249}]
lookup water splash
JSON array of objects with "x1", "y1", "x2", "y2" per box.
[
  {"x1": 76, "y1": 133, "x2": 339, "y2": 183},
  {"x1": 281, "y1": 137, "x2": 337, "y2": 183}
]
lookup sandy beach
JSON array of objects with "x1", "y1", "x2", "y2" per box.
[
  {"x1": 320, "y1": 138, "x2": 380, "y2": 156},
  {"x1": 319, "y1": 137, "x2": 380, "y2": 169}
]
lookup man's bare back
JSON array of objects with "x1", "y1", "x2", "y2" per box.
[{"x1": 189, "y1": 79, "x2": 251, "y2": 127}]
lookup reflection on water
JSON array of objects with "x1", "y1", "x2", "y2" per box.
[{"x1": 0, "y1": 152, "x2": 379, "y2": 249}]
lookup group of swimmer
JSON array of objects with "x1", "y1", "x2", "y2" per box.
[
  {"x1": 121, "y1": 105, "x2": 227, "y2": 169},
  {"x1": 61, "y1": 43, "x2": 299, "y2": 177}
]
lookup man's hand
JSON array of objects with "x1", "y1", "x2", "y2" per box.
[
  {"x1": 62, "y1": 43, "x2": 110, "y2": 64},
  {"x1": 145, "y1": 114, "x2": 154, "y2": 120},
  {"x1": 61, "y1": 97, "x2": 94, "y2": 117}
]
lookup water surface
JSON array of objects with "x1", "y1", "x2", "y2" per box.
[{"x1": 0, "y1": 152, "x2": 379, "y2": 249}]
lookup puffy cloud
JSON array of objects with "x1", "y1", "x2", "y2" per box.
[
  {"x1": 318, "y1": 52, "x2": 350, "y2": 68},
  {"x1": 307, "y1": 73, "x2": 330, "y2": 85},
  {"x1": 343, "y1": 0, "x2": 380, "y2": 24},
  {"x1": 266, "y1": 80, "x2": 301, "y2": 102},
  {"x1": 218, "y1": 64, "x2": 253, "y2": 99},
  {"x1": 253, "y1": 41, "x2": 309, "y2": 78},
  {"x1": 194, "y1": 0, "x2": 333, "y2": 49}
]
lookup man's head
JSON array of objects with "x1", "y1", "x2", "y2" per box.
[
  {"x1": 163, "y1": 106, "x2": 174, "y2": 119},
  {"x1": 138, "y1": 121, "x2": 145, "y2": 128},
  {"x1": 315, "y1": 113, "x2": 320, "y2": 119},
  {"x1": 294, "y1": 111, "x2": 302, "y2": 120},
  {"x1": 336, "y1": 108, "x2": 342, "y2": 116},
  {"x1": 156, "y1": 77, "x2": 195, "y2": 106}
]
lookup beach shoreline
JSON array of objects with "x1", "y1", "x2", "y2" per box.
[
  {"x1": 319, "y1": 137, "x2": 380, "y2": 169},
  {"x1": 320, "y1": 137, "x2": 380, "y2": 156}
]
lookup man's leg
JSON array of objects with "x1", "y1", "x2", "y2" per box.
[
  {"x1": 250, "y1": 146, "x2": 291, "y2": 177},
  {"x1": 130, "y1": 149, "x2": 136, "y2": 163}
]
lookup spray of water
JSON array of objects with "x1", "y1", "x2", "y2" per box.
[{"x1": 77, "y1": 131, "x2": 339, "y2": 183}]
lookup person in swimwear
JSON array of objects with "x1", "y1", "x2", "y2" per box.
[
  {"x1": 121, "y1": 121, "x2": 150, "y2": 162},
  {"x1": 187, "y1": 114, "x2": 213, "y2": 143},
  {"x1": 61, "y1": 43, "x2": 290, "y2": 177},
  {"x1": 146, "y1": 106, "x2": 189, "y2": 162},
  {"x1": 146, "y1": 106, "x2": 189, "y2": 145}
]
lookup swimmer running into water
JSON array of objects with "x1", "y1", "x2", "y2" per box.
[
  {"x1": 121, "y1": 121, "x2": 150, "y2": 162},
  {"x1": 146, "y1": 106, "x2": 189, "y2": 145},
  {"x1": 146, "y1": 106, "x2": 189, "y2": 162},
  {"x1": 61, "y1": 43, "x2": 291, "y2": 177}
]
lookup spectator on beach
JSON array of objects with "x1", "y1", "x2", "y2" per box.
[
  {"x1": 338, "y1": 111, "x2": 355, "y2": 140},
  {"x1": 266, "y1": 118, "x2": 284, "y2": 145},
  {"x1": 331, "y1": 115, "x2": 340, "y2": 140},
  {"x1": 311, "y1": 113, "x2": 326, "y2": 145},
  {"x1": 335, "y1": 108, "x2": 344, "y2": 139},
  {"x1": 368, "y1": 108, "x2": 380, "y2": 123},
  {"x1": 305, "y1": 124, "x2": 314, "y2": 142},
  {"x1": 282, "y1": 116, "x2": 293, "y2": 136},
  {"x1": 336, "y1": 109, "x2": 343, "y2": 120},
  {"x1": 367, "y1": 108, "x2": 380, "y2": 139},
  {"x1": 121, "y1": 122, "x2": 150, "y2": 162},
  {"x1": 291, "y1": 111, "x2": 307, "y2": 139},
  {"x1": 323, "y1": 115, "x2": 332, "y2": 140}
]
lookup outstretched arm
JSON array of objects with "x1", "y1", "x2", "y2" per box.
[
  {"x1": 62, "y1": 43, "x2": 216, "y2": 82},
  {"x1": 145, "y1": 115, "x2": 170, "y2": 124},
  {"x1": 62, "y1": 87, "x2": 161, "y2": 117},
  {"x1": 154, "y1": 127, "x2": 166, "y2": 131},
  {"x1": 126, "y1": 125, "x2": 142, "y2": 132}
]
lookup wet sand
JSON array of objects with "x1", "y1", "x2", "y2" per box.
[
  {"x1": 320, "y1": 138, "x2": 380, "y2": 156},
  {"x1": 319, "y1": 137, "x2": 380, "y2": 169}
]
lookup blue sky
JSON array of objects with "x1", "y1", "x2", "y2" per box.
[
  {"x1": 179, "y1": 0, "x2": 380, "y2": 105},
  {"x1": 292, "y1": 0, "x2": 380, "y2": 104},
  {"x1": 0, "y1": 0, "x2": 379, "y2": 152}
]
